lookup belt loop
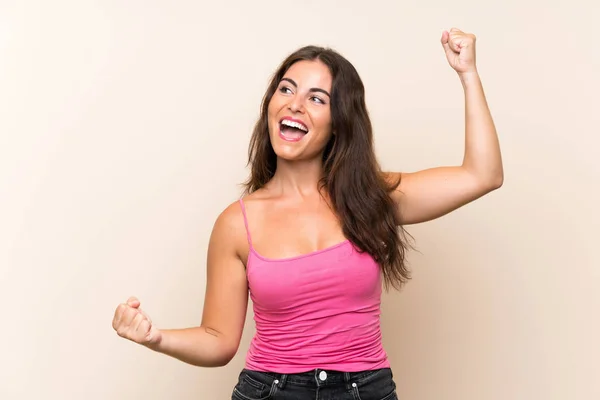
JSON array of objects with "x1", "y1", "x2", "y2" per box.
[
  {"x1": 277, "y1": 373, "x2": 288, "y2": 389},
  {"x1": 344, "y1": 372, "x2": 352, "y2": 390}
]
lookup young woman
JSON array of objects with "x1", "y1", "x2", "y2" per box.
[{"x1": 112, "y1": 28, "x2": 503, "y2": 400}]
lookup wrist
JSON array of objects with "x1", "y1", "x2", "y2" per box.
[
  {"x1": 458, "y1": 70, "x2": 481, "y2": 89},
  {"x1": 144, "y1": 329, "x2": 165, "y2": 352}
]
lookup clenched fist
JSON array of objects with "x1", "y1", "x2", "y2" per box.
[
  {"x1": 112, "y1": 296, "x2": 162, "y2": 346},
  {"x1": 441, "y1": 28, "x2": 477, "y2": 74}
]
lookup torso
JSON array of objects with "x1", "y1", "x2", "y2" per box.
[{"x1": 235, "y1": 187, "x2": 390, "y2": 373}]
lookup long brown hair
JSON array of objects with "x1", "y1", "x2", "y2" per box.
[{"x1": 244, "y1": 45, "x2": 413, "y2": 291}]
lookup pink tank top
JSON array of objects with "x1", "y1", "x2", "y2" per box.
[{"x1": 239, "y1": 199, "x2": 390, "y2": 373}]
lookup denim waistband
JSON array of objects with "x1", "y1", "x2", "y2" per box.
[{"x1": 243, "y1": 367, "x2": 391, "y2": 389}]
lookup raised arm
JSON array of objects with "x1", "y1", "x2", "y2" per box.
[
  {"x1": 387, "y1": 28, "x2": 504, "y2": 225},
  {"x1": 112, "y1": 203, "x2": 249, "y2": 367}
]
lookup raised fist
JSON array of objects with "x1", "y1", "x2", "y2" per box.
[
  {"x1": 441, "y1": 28, "x2": 478, "y2": 74},
  {"x1": 112, "y1": 296, "x2": 162, "y2": 346}
]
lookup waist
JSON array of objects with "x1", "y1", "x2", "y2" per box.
[
  {"x1": 245, "y1": 321, "x2": 389, "y2": 373},
  {"x1": 242, "y1": 367, "x2": 393, "y2": 388}
]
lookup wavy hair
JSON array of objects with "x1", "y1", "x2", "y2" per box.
[{"x1": 244, "y1": 45, "x2": 413, "y2": 290}]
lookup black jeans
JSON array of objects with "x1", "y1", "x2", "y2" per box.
[{"x1": 231, "y1": 367, "x2": 398, "y2": 400}]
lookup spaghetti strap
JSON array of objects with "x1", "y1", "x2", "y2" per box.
[{"x1": 239, "y1": 198, "x2": 253, "y2": 248}]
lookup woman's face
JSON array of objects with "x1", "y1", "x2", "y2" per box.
[{"x1": 267, "y1": 60, "x2": 333, "y2": 162}]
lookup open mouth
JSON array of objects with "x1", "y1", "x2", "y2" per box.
[{"x1": 279, "y1": 118, "x2": 308, "y2": 142}]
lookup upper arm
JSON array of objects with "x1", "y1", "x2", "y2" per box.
[
  {"x1": 386, "y1": 166, "x2": 502, "y2": 225},
  {"x1": 200, "y1": 202, "x2": 249, "y2": 360}
]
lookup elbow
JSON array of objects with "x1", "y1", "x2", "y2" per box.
[
  {"x1": 209, "y1": 358, "x2": 233, "y2": 368},
  {"x1": 480, "y1": 174, "x2": 503, "y2": 193},
  {"x1": 209, "y1": 341, "x2": 240, "y2": 367},
  {"x1": 478, "y1": 164, "x2": 504, "y2": 192},
  {"x1": 490, "y1": 158, "x2": 505, "y2": 189},
  {"x1": 188, "y1": 328, "x2": 240, "y2": 368},
  {"x1": 463, "y1": 159, "x2": 504, "y2": 192},
  {"x1": 467, "y1": 166, "x2": 504, "y2": 193},
  {"x1": 471, "y1": 170, "x2": 503, "y2": 194},
  {"x1": 195, "y1": 350, "x2": 236, "y2": 368},
  {"x1": 489, "y1": 172, "x2": 504, "y2": 190},
  {"x1": 213, "y1": 350, "x2": 237, "y2": 367}
]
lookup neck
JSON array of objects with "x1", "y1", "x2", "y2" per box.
[{"x1": 267, "y1": 157, "x2": 324, "y2": 198}]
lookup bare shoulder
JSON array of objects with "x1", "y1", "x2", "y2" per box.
[
  {"x1": 235, "y1": 189, "x2": 274, "y2": 216},
  {"x1": 210, "y1": 199, "x2": 249, "y2": 261},
  {"x1": 214, "y1": 199, "x2": 246, "y2": 232}
]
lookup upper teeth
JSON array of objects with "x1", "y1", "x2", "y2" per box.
[{"x1": 282, "y1": 119, "x2": 308, "y2": 132}]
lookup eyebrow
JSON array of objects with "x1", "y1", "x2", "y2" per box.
[{"x1": 281, "y1": 77, "x2": 331, "y2": 98}]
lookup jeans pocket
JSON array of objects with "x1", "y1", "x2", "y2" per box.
[
  {"x1": 232, "y1": 370, "x2": 278, "y2": 400},
  {"x1": 350, "y1": 369, "x2": 398, "y2": 400}
]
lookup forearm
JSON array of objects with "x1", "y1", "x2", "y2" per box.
[
  {"x1": 459, "y1": 72, "x2": 504, "y2": 187},
  {"x1": 148, "y1": 326, "x2": 237, "y2": 367}
]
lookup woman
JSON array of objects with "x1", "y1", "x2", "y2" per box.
[{"x1": 112, "y1": 28, "x2": 503, "y2": 399}]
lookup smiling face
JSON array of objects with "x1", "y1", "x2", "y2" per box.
[{"x1": 267, "y1": 59, "x2": 334, "y2": 162}]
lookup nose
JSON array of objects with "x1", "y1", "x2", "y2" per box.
[{"x1": 287, "y1": 94, "x2": 305, "y2": 114}]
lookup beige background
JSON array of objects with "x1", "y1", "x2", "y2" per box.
[{"x1": 1, "y1": 1, "x2": 598, "y2": 399}]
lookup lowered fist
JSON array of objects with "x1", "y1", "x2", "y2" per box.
[
  {"x1": 112, "y1": 296, "x2": 162, "y2": 346},
  {"x1": 441, "y1": 28, "x2": 477, "y2": 74}
]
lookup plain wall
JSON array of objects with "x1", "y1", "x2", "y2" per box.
[{"x1": 1, "y1": 1, "x2": 598, "y2": 399}]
